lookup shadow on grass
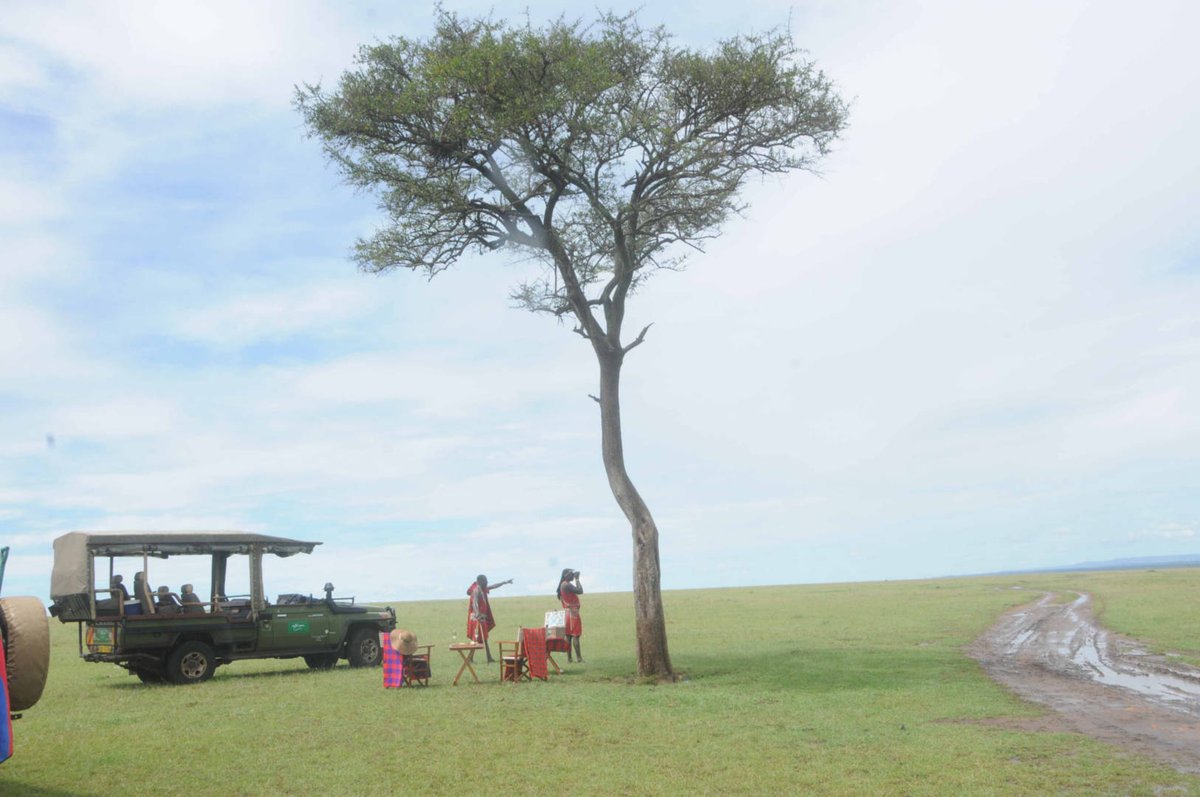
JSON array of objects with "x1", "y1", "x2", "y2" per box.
[
  {"x1": 100, "y1": 649, "x2": 937, "y2": 694},
  {"x1": 677, "y1": 647, "x2": 965, "y2": 693},
  {"x1": 0, "y1": 782, "x2": 84, "y2": 797},
  {"x1": 100, "y1": 660, "x2": 530, "y2": 690},
  {"x1": 100, "y1": 663, "x2": 352, "y2": 690}
]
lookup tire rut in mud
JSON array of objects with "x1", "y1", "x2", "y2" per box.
[{"x1": 970, "y1": 591, "x2": 1200, "y2": 775}]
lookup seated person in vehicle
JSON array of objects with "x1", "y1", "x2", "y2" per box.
[
  {"x1": 180, "y1": 584, "x2": 205, "y2": 614},
  {"x1": 155, "y1": 585, "x2": 182, "y2": 614}
]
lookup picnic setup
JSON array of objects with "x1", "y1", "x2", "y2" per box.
[
  {"x1": 382, "y1": 609, "x2": 573, "y2": 689},
  {"x1": 375, "y1": 571, "x2": 583, "y2": 689}
]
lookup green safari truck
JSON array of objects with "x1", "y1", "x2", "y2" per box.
[{"x1": 49, "y1": 532, "x2": 396, "y2": 685}]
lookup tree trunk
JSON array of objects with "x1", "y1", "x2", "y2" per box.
[{"x1": 597, "y1": 351, "x2": 673, "y2": 679}]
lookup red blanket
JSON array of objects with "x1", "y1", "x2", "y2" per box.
[
  {"x1": 522, "y1": 627, "x2": 548, "y2": 680},
  {"x1": 380, "y1": 632, "x2": 404, "y2": 688}
]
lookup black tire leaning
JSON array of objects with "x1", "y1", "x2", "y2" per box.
[
  {"x1": 166, "y1": 641, "x2": 216, "y2": 685},
  {"x1": 345, "y1": 628, "x2": 381, "y2": 668},
  {"x1": 303, "y1": 653, "x2": 339, "y2": 670},
  {"x1": 0, "y1": 595, "x2": 51, "y2": 711},
  {"x1": 133, "y1": 668, "x2": 166, "y2": 685}
]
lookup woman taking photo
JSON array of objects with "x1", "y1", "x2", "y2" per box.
[{"x1": 556, "y1": 568, "x2": 584, "y2": 663}]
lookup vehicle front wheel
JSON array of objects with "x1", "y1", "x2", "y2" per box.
[
  {"x1": 303, "y1": 653, "x2": 339, "y2": 670},
  {"x1": 166, "y1": 641, "x2": 216, "y2": 685},
  {"x1": 346, "y1": 628, "x2": 381, "y2": 668}
]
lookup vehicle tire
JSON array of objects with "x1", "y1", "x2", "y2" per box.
[
  {"x1": 166, "y1": 641, "x2": 216, "y2": 685},
  {"x1": 303, "y1": 653, "x2": 339, "y2": 670},
  {"x1": 0, "y1": 595, "x2": 51, "y2": 711},
  {"x1": 345, "y1": 628, "x2": 381, "y2": 668}
]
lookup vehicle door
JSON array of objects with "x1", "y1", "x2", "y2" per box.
[{"x1": 261, "y1": 602, "x2": 334, "y2": 651}]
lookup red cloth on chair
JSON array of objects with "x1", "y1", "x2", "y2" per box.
[
  {"x1": 522, "y1": 627, "x2": 548, "y2": 680},
  {"x1": 545, "y1": 637, "x2": 569, "y2": 653},
  {"x1": 381, "y1": 632, "x2": 404, "y2": 688}
]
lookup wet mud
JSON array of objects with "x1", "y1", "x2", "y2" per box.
[{"x1": 970, "y1": 592, "x2": 1200, "y2": 775}]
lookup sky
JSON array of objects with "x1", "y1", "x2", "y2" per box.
[{"x1": 1, "y1": 0, "x2": 1197, "y2": 605}]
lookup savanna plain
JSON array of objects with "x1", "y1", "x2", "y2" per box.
[{"x1": 3, "y1": 569, "x2": 1199, "y2": 796}]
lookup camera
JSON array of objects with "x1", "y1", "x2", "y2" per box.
[{"x1": 571, "y1": 570, "x2": 581, "y2": 579}]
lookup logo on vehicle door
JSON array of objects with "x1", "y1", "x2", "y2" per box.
[{"x1": 287, "y1": 620, "x2": 311, "y2": 634}]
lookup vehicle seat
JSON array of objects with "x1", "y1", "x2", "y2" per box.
[{"x1": 133, "y1": 572, "x2": 155, "y2": 615}]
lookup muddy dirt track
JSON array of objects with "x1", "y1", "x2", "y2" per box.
[{"x1": 971, "y1": 592, "x2": 1200, "y2": 774}]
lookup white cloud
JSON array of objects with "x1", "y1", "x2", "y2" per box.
[
  {"x1": 49, "y1": 397, "x2": 178, "y2": 441},
  {"x1": 1131, "y1": 524, "x2": 1197, "y2": 542},
  {"x1": 0, "y1": 43, "x2": 47, "y2": 98},
  {"x1": 0, "y1": 0, "x2": 365, "y2": 110},
  {"x1": 173, "y1": 281, "x2": 385, "y2": 346},
  {"x1": 0, "y1": 176, "x2": 61, "y2": 226}
]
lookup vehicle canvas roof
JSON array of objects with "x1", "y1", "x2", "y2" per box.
[
  {"x1": 55, "y1": 531, "x2": 319, "y2": 556},
  {"x1": 51, "y1": 531, "x2": 321, "y2": 599}
]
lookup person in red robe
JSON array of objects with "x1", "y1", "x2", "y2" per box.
[
  {"x1": 466, "y1": 574, "x2": 511, "y2": 663},
  {"x1": 557, "y1": 568, "x2": 584, "y2": 663}
]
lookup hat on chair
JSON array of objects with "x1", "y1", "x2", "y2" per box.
[{"x1": 389, "y1": 629, "x2": 418, "y2": 655}]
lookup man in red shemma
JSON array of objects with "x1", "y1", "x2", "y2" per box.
[
  {"x1": 557, "y1": 568, "x2": 584, "y2": 663},
  {"x1": 466, "y1": 574, "x2": 511, "y2": 663}
]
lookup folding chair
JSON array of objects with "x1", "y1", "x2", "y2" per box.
[
  {"x1": 544, "y1": 636, "x2": 567, "y2": 674},
  {"x1": 500, "y1": 628, "x2": 548, "y2": 683},
  {"x1": 402, "y1": 645, "x2": 433, "y2": 687},
  {"x1": 498, "y1": 636, "x2": 528, "y2": 683}
]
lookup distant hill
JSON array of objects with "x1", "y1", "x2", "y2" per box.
[
  {"x1": 990, "y1": 553, "x2": 1200, "y2": 577},
  {"x1": 1054, "y1": 554, "x2": 1200, "y2": 572}
]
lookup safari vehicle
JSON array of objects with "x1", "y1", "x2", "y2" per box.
[{"x1": 49, "y1": 532, "x2": 396, "y2": 685}]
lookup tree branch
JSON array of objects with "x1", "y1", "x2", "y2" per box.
[{"x1": 623, "y1": 323, "x2": 654, "y2": 354}]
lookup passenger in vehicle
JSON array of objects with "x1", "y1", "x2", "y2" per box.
[
  {"x1": 155, "y1": 585, "x2": 181, "y2": 614},
  {"x1": 110, "y1": 574, "x2": 131, "y2": 601},
  {"x1": 180, "y1": 584, "x2": 205, "y2": 614}
]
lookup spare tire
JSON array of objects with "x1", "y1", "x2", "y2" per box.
[{"x1": 0, "y1": 596, "x2": 51, "y2": 711}]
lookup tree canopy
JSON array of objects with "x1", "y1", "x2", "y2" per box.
[{"x1": 297, "y1": 12, "x2": 845, "y2": 346}]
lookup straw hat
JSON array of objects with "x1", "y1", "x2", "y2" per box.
[{"x1": 389, "y1": 628, "x2": 418, "y2": 655}]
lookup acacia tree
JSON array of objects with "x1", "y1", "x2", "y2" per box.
[{"x1": 296, "y1": 11, "x2": 846, "y2": 679}]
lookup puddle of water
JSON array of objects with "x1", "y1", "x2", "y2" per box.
[{"x1": 1049, "y1": 595, "x2": 1200, "y2": 712}]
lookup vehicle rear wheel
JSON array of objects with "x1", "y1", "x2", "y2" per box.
[
  {"x1": 166, "y1": 641, "x2": 216, "y2": 685},
  {"x1": 346, "y1": 628, "x2": 381, "y2": 668},
  {"x1": 303, "y1": 653, "x2": 339, "y2": 670},
  {"x1": 0, "y1": 595, "x2": 51, "y2": 710}
]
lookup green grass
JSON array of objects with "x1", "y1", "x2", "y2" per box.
[{"x1": 3, "y1": 571, "x2": 1199, "y2": 796}]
